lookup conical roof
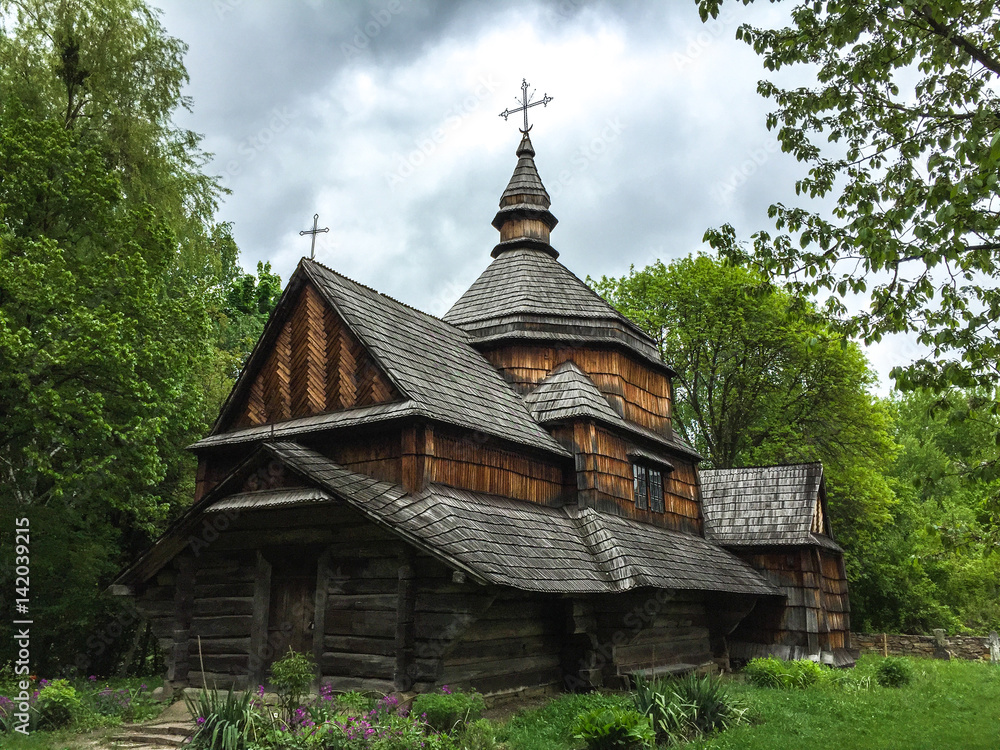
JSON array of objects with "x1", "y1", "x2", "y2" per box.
[
  {"x1": 445, "y1": 133, "x2": 669, "y2": 372},
  {"x1": 491, "y1": 131, "x2": 559, "y2": 259}
]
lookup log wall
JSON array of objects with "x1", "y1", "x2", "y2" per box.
[
  {"x1": 564, "y1": 423, "x2": 702, "y2": 533},
  {"x1": 482, "y1": 346, "x2": 673, "y2": 434},
  {"x1": 562, "y1": 591, "x2": 714, "y2": 690}
]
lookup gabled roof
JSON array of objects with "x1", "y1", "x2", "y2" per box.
[
  {"x1": 248, "y1": 443, "x2": 778, "y2": 596},
  {"x1": 443, "y1": 249, "x2": 669, "y2": 372},
  {"x1": 523, "y1": 361, "x2": 624, "y2": 425},
  {"x1": 699, "y1": 463, "x2": 841, "y2": 550},
  {"x1": 194, "y1": 260, "x2": 570, "y2": 459},
  {"x1": 523, "y1": 360, "x2": 700, "y2": 459}
]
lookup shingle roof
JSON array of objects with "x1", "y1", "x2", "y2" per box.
[
  {"x1": 499, "y1": 131, "x2": 550, "y2": 206},
  {"x1": 523, "y1": 361, "x2": 700, "y2": 458},
  {"x1": 269, "y1": 442, "x2": 777, "y2": 596},
  {"x1": 194, "y1": 260, "x2": 570, "y2": 458},
  {"x1": 443, "y1": 249, "x2": 669, "y2": 372},
  {"x1": 699, "y1": 463, "x2": 840, "y2": 550},
  {"x1": 523, "y1": 361, "x2": 624, "y2": 424}
]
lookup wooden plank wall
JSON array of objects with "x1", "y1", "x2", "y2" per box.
[
  {"x1": 318, "y1": 432, "x2": 403, "y2": 486},
  {"x1": 483, "y1": 346, "x2": 673, "y2": 434},
  {"x1": 819, "y1": 549, "x2": 851, "y2": 650},
  {"x1": 572, "y1": 423, "x2": 702, "y2": 533},
  {"x1": 426, "y1": 427, "x2": 569, "y2": 506},
  {"x1": 727, "y1": 547, "x2": 853, "y2": 655},
  {"x1": 228, "y1": 283, "x2": 399, "y2": 431}
]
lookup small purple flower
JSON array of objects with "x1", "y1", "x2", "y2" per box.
[
  {"x1": 196, "y1": 716, "x2": 206, "y2": 725},
  {"x1": 441, "y1": 684, "x2": 452, "y2": 694},
  {"x1": 89, "y1": 675, "x2": 97, "y2": 682}
]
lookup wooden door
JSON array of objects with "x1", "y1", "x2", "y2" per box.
[{"x1": 265, "y1": 550, "x2": 317, "y2": 672}]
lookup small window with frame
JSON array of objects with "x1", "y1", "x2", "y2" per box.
[{"x1": 632, "y1": 463, "x2": 665, "y2": 512}]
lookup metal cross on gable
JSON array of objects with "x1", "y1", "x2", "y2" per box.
[
  {"x1": 499, "y1": 78, "x2": 554, "y2": 133},
  {"x1": 299, "y1": 213, "x2": 329, "y2": 260}
]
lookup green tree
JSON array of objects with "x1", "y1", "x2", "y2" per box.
[
  {"x1": 593, "y1": 255, "x2": 896, "y2": 592},
  {"x1": 697, "y1": 1, "x2": 1000, "y2": 397},
  {"x1": 0, "y1": 105, "x2": 212, "y2": 672}
]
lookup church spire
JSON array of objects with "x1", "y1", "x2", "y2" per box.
[{"x1": 491, "y1": 130, "x2": 559, "y2": 259}]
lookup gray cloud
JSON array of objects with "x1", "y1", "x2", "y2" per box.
[{"x1": 154, "y1": 0, "x2": 910, "y2": 392}]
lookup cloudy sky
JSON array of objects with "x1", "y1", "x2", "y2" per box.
[{"x1": 154, "y1": 0, "x2": 919, "y2": 391}]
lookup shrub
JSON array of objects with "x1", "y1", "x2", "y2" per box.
[
  {"x1": 411, "y1": 685, "x2": 485, "y2": 733},
  {"x1": 270, "y1": 649, "x2": 316, "y2": 721},
  {"x1": 743, "y1": 658, "x2": 825, "y2": 689},
  {"x1": 875, "y1": 657, "x2": 915, "y2": 688},
  {"x1": 185, "y1": 685, "x2": 264, "y2": 750},
  {"x1": 570, "y1": 706, "x2": 655, "y2": 750},
  {"x1": 36, "y1": 679, "x2": 80, "y2": 730},
  {"x1": 632, "y1": 673, "x2": 749, "y2": 745}
]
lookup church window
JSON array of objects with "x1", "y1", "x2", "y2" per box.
[{"x1": 633, "y1": 463, "x2": 665, "y2": 512}]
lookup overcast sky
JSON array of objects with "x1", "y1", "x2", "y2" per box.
[{"x1": 153, "y1": 0, "x2": 921, "y2": 392}]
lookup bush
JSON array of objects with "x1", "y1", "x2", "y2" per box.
[
  {"x1": 632, "y1": 673, "x2": 749, "y2": 745},
  {"x1": 185, "y1": 685, "x2": 264, "y2": 750},
  {"x1": 743, "y1": 658, "x2": 825, "y2": 689},
  {"x1": 36, "y1": 679, "x2": 80, "y2": 730},
  {"x1": 411, "y1": 685, "x2": 485, "y2": 733},
  {"x1": 570, "y1": 706, "x2": 655, "y2": 750},
  {"x1": 875, "y1": 657, "x2": 915, "y2": 688},
  {"x1": 270, "y1": 649, "x2": 316, "y2": 721}
]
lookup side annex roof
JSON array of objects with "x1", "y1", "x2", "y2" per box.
[{"x1": 700, "y1": 463, "x2": 841, "y2": 551}]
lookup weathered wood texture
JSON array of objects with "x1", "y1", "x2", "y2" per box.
[
  {"x1": 564, "y1": 422, "x2": 702, "y2": 533},
  {"x1": 586, "y1": 591, "x2": 713, "y2": 688},
  {"x1": 482, "y1": 346, "x2": 673, "y2": 434},
  {"x1": 226, "y1": 283, "x2": 399, "y2": 432},
  {"x1": 425, "y1": 426, "x2": 569, "y2": 505},
  {"x1": 728, "y1": 547, "x2": 851, "y2": 653}
]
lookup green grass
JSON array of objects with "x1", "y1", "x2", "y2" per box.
[
  {"x1": 686, "y1": 657, "x2": 1000, "y2": 750},
  {"x1": 500, "y1": 658, "x2": 1000, "y2": 750}
]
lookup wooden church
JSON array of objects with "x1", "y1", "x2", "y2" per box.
[{"x1": 114, "y1": 129, "x2": 851, "y2": 697}]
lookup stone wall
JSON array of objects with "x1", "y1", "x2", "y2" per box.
[{"x1": 852, "y1": 632, "x2": 994, "y2": 661}]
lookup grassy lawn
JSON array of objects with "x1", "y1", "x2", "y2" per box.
[{"x1": 500, "y1": 657, "x2": 1000, "y2": 750}]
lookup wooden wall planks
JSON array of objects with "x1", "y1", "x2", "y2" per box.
[
  {"x1": 227, "y1": 281, "x2": 400, "y2": 431},
  {"x1": 483, "y1": 345, "x2": 673, "y2": 434}
]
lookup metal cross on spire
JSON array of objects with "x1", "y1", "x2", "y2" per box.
[
  {"x1": 499, "y1": 78, "x2": 554, "y2": 133},
  {"x1": 299, "y1": 213, "x2": 329, "y2": 259}
]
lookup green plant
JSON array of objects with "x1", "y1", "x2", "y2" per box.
[
  {"x1": 570, "y1": 706, "x2": 655, "y2": 750},
  {"x1": 269, "y1": 649, "x2": 316, "y2": 721},
  {"x1": 454, "y1": 718, "x2": 502, "y2": 750},
  {"x1": 35, "y1": 679, "x2": 80, "y2": 730},
  {"x1": 185, "y1": 685, "x2": 264, "y2": 750},
  {"x1": 335, "y1": 690, "x2": 371, "y2": 716},
  {"x1": 411, "y1": 686, "x2": 485, "y2": 733},
  {"x1": 632, "y1": 673, "x2": 749, "y2": 745},
  {"x1": 743, "y1": 658, "x2": 826, "y2": 689},
  {"x1": 875, "y1": 657, "x2": 915, "y2": 688}
]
